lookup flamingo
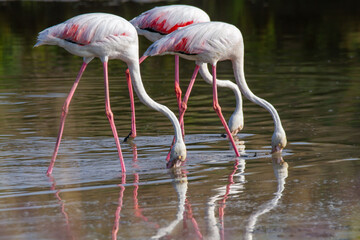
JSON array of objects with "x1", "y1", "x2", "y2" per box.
[
  {"x1": 144, "y1": 21, "x2": 287, "y2": 161},
  {"x1": 129, "y1": 5, "x2": 244, "y2": 139},
  {"x1": 34, "y1": 13, "x2": 186, "y2": 175}
]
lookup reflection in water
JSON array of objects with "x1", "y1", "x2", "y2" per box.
[
  {"x1": 113, "y1": 143, "x2": 160, "y2": 239},
  {"x1": 151, "y1": 168, "x2": 188, "y2": 239},
  {"x1": 183, "y1": 199, "x2": 203, "y2": 239},
  {"x1": 150, "y1": 166, "x2": 203, "y2": 239},
  {"x1": 131, "y1": 143, "x2": 159, "y2": 229},
  {"x1": 112, "y1": 174, "x2": 126, "y2": 240},
  {"x1": 48, "y1": 176, "x2": 74, "y2": 240},
  {"x1": 244, "y1": 156, "x2": 288, "y2": 240},
  {"x1": 205, "y1": 158, "x2": 246, "y2": 240},
  {"x1": 0, "y1": 0, "x2": 359, "y2": 239}
]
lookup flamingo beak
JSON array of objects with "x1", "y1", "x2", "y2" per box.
[
  {"x1": 271, "y1": 144, "x2": 283, "y2": 154},
  {"x1": 231, "y1": 129, "x2": 239, "y2": 136},
  {"x1": 166, "y1": 156, "x2": 184, "y2": 169}
]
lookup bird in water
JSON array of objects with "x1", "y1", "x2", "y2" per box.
[
  {"x1": 144, "y1": 21, "x2": 287, "y2": 154},
  {"x1": 34, "y1": 13, "x2": 186, "y2": 174},
  {"x1": 129, "y1": 5, "x2": 244, "y2": 140}
]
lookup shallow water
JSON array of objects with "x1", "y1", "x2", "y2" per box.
[{"x1": 0, "y1": 0, "x2": 360, "y2": 239}]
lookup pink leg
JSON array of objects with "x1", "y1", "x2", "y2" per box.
[
  {"x1": 212, "y1": 65, "x2": 240, "y2": 157},
  {"x1": 178, "y1": 65, "x2": 200, "y2": 127},
  {"x1": 47, "y1": 62, "x2": 87, "y2": 175},
  {"x1": 103, "y1": 61, "x2": 126, "y2": 172},
  {"x1": 112, "y1": 174, "x2": 126, "y2": 240},
  {"x1": 139, "y1": 55, "x2": 147, "y2": 64},
  {"x1": 166, "y1": 65, "x2": 199, "y2": 161},
  {"x1": 124, "y1": 55, "x2": 148, "y2": 142},
  {"x1": 174, "y1": 55, "x2": 185, "y2": 134},
  {"x1": 125, "y1": 69, "x2": 136, "y2": 139}
]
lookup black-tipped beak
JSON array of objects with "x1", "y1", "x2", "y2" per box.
[
  {"x1": 271, "y1": 145, "x2": 283, "y2": 154},
  {"x1": 166, "y1": 156, "x2": 183, "y2": 169}
]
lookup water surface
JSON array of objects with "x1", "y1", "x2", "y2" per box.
[{"x1": 0, "y1": 1, "x2": 359, "y2": 239}]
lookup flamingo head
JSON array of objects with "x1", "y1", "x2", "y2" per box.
[
  {"x1": 166, "y1": 140, "x2": 187, "y2": 168},
  {"x1": 271, "y1": 128, "x2": 287, "y2": 153},
  {"x1": 228, "y1": 111, "x2": 244, "y2": 136}
]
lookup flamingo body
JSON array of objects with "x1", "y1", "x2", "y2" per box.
[
  {"x1": 145, "y1": 21, "x2": 287, "y2": 152},
  {"x1": 132, "y1": 5, "x2": 244, "y2": 145},
  {"x1": 35, "y1": 13, "x2": 137, "y2": 62},
  {"x1": 130, "y1": 5, "x2": 210, "y2": 42},
  {"x1": 35, "y1": 13, "x2": 186, "y2": 174},
  {"x1": 145, "y1": 22, "x2": 241, "y2": 63}
]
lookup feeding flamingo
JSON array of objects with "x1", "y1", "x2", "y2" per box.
[
  {"x1": 128, "y1": 5, "x2": 244, "y2": 139},
  {"x1": 34, "y1": 13, "x2": 186, "y2": 175},
  {"x1": 144, "y1": 22, "x2": 287, "y2": 164}
]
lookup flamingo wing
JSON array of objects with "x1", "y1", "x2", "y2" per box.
[
  {"x1": 35, "y1": 13, "x2": 136, "y2": 47},
  {"x1": 130, "y1": 5, "x2": 210, "y2": 42},
  {"x1": 144, "y1": 22, "x2": 240, "y2": 57}
]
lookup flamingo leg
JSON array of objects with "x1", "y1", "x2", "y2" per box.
[
  {"x1": 47, "y1": 62, "x2": 88, "y2": 175},
  {"x1": 112, "y1": 174, "x2": 126, "y2": 240},
  {"x1": 211, "y1": 65, "x2": 240, "y2": 157},
  {"x1": 178, "y1": 65, "x2": 200, "y2": 127},
  {"x1": 103, "y1": 61, "x2": 126, "y2": 172},
  {"x1": 166, "y1": 65, "x2": 200, "y2": 161},
  {"x1": 174, "y1": 55, "x2": 185, "y2": 134},
  {"x1": 125, "y1": 69, "x2": 137, "y2": 139},
  {"x1": 124, "y1": 55, "x2": 148, "y2": 142}
]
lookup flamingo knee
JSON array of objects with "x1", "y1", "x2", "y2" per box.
[
  {"x1": 61, "y1": 103, "x2": 70, "y2": 118},
  {"x1": 213, "y1": 102, "x2": 222, "y2": 113},
  {"x1": 105, "y1": 107, "x2": 114, "y2": 121},
  {"x1": 180, "y1": 102, "x2": 187, "y2": 113},
  {"x1": 175, "y1": 84, "x2": 182, "y2": 98}
]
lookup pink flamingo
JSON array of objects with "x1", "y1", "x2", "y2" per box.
[
  {"x1": 144, "y1": 21, "x2": 287, "y2": 164},
  {"x1": 34, "y1": 13, "x2": 186, "y2": 175},
  {"x1": 129, "y1": 5, "x2": 244, "y2": 138}
]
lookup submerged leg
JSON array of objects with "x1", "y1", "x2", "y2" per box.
[
  {"x1": 47, "y1": 61, "x2": 88, "y2": 175},
  {"x1": 103, "y1": 61, "x2": 126, "y2": 173},
  {"x1": 211, "y1": 65, "x2": 240, "y2": 157}
]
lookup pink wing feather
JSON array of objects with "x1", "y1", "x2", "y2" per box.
[
  {"x1": 130, "y1": 5, "x2": 210, "y2": 42},
  {"x1": 144, "y1": 22, "x2": 242, "y2": 59},
  {"x1": 35, "y1": 13, "x2": 135, "y2": 47}
]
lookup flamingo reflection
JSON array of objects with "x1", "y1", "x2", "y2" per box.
[
  {"x1": 152, "y1": 167, "x2": 202, "y2": 239},
  {"x1": 112, "y1": 173, "x2": 126, "y2": 240},
  {"x1": 244, "y1": 156, "x2": 288, "y2": 240},
  {"x1": 131, "y1": 144, "x2": 159, "y2": 228},
  {"x1": 112, "y1": 143, "x2": 159, "y2": 239},
  {"x1": 205, "y1": 157, "x2": 246, "y2": 240},
  {"x1": 48, "y1": 176, "x2": 74, "y2": 240}
]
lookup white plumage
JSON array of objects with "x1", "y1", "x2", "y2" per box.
[
  {"x1": 144, "y1": 22, "x2": 243, "y2": 64},
  {"x1": 35, "y1": 13, "x2": 138, "y2": 61},
  {"x1": 131, "y1": 6, "x2": 245, "y2": 162},
  {"x1": 34, "y1": 13, "x2": 186, "y2": 175},
  {"x1": 130, "y1": 5, "x2": 210, "y2": 42},
  {"x1": 145, "y1": 21, "x2": 287, "y2": 153}
]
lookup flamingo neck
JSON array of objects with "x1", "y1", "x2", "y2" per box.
[
  {"x1": 232, "y1": 58, "x2": 284, "y2": 132},
  {"x1": 127, "y1": 60, "x2": 183, "y2": 141},
  {"x1": 198, "y1": 63, "x2": 243, "y2": 115}
]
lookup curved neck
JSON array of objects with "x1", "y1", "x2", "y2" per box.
[
  {"x1": 232, "y1": 58, "x2": 283, "y2": 132},
  {"x1": 127, "y1": 60, "x2": 183, "y2": 141},
  {"x1": 198, "y1": 63, "x2": 243, "y2": 115}
]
